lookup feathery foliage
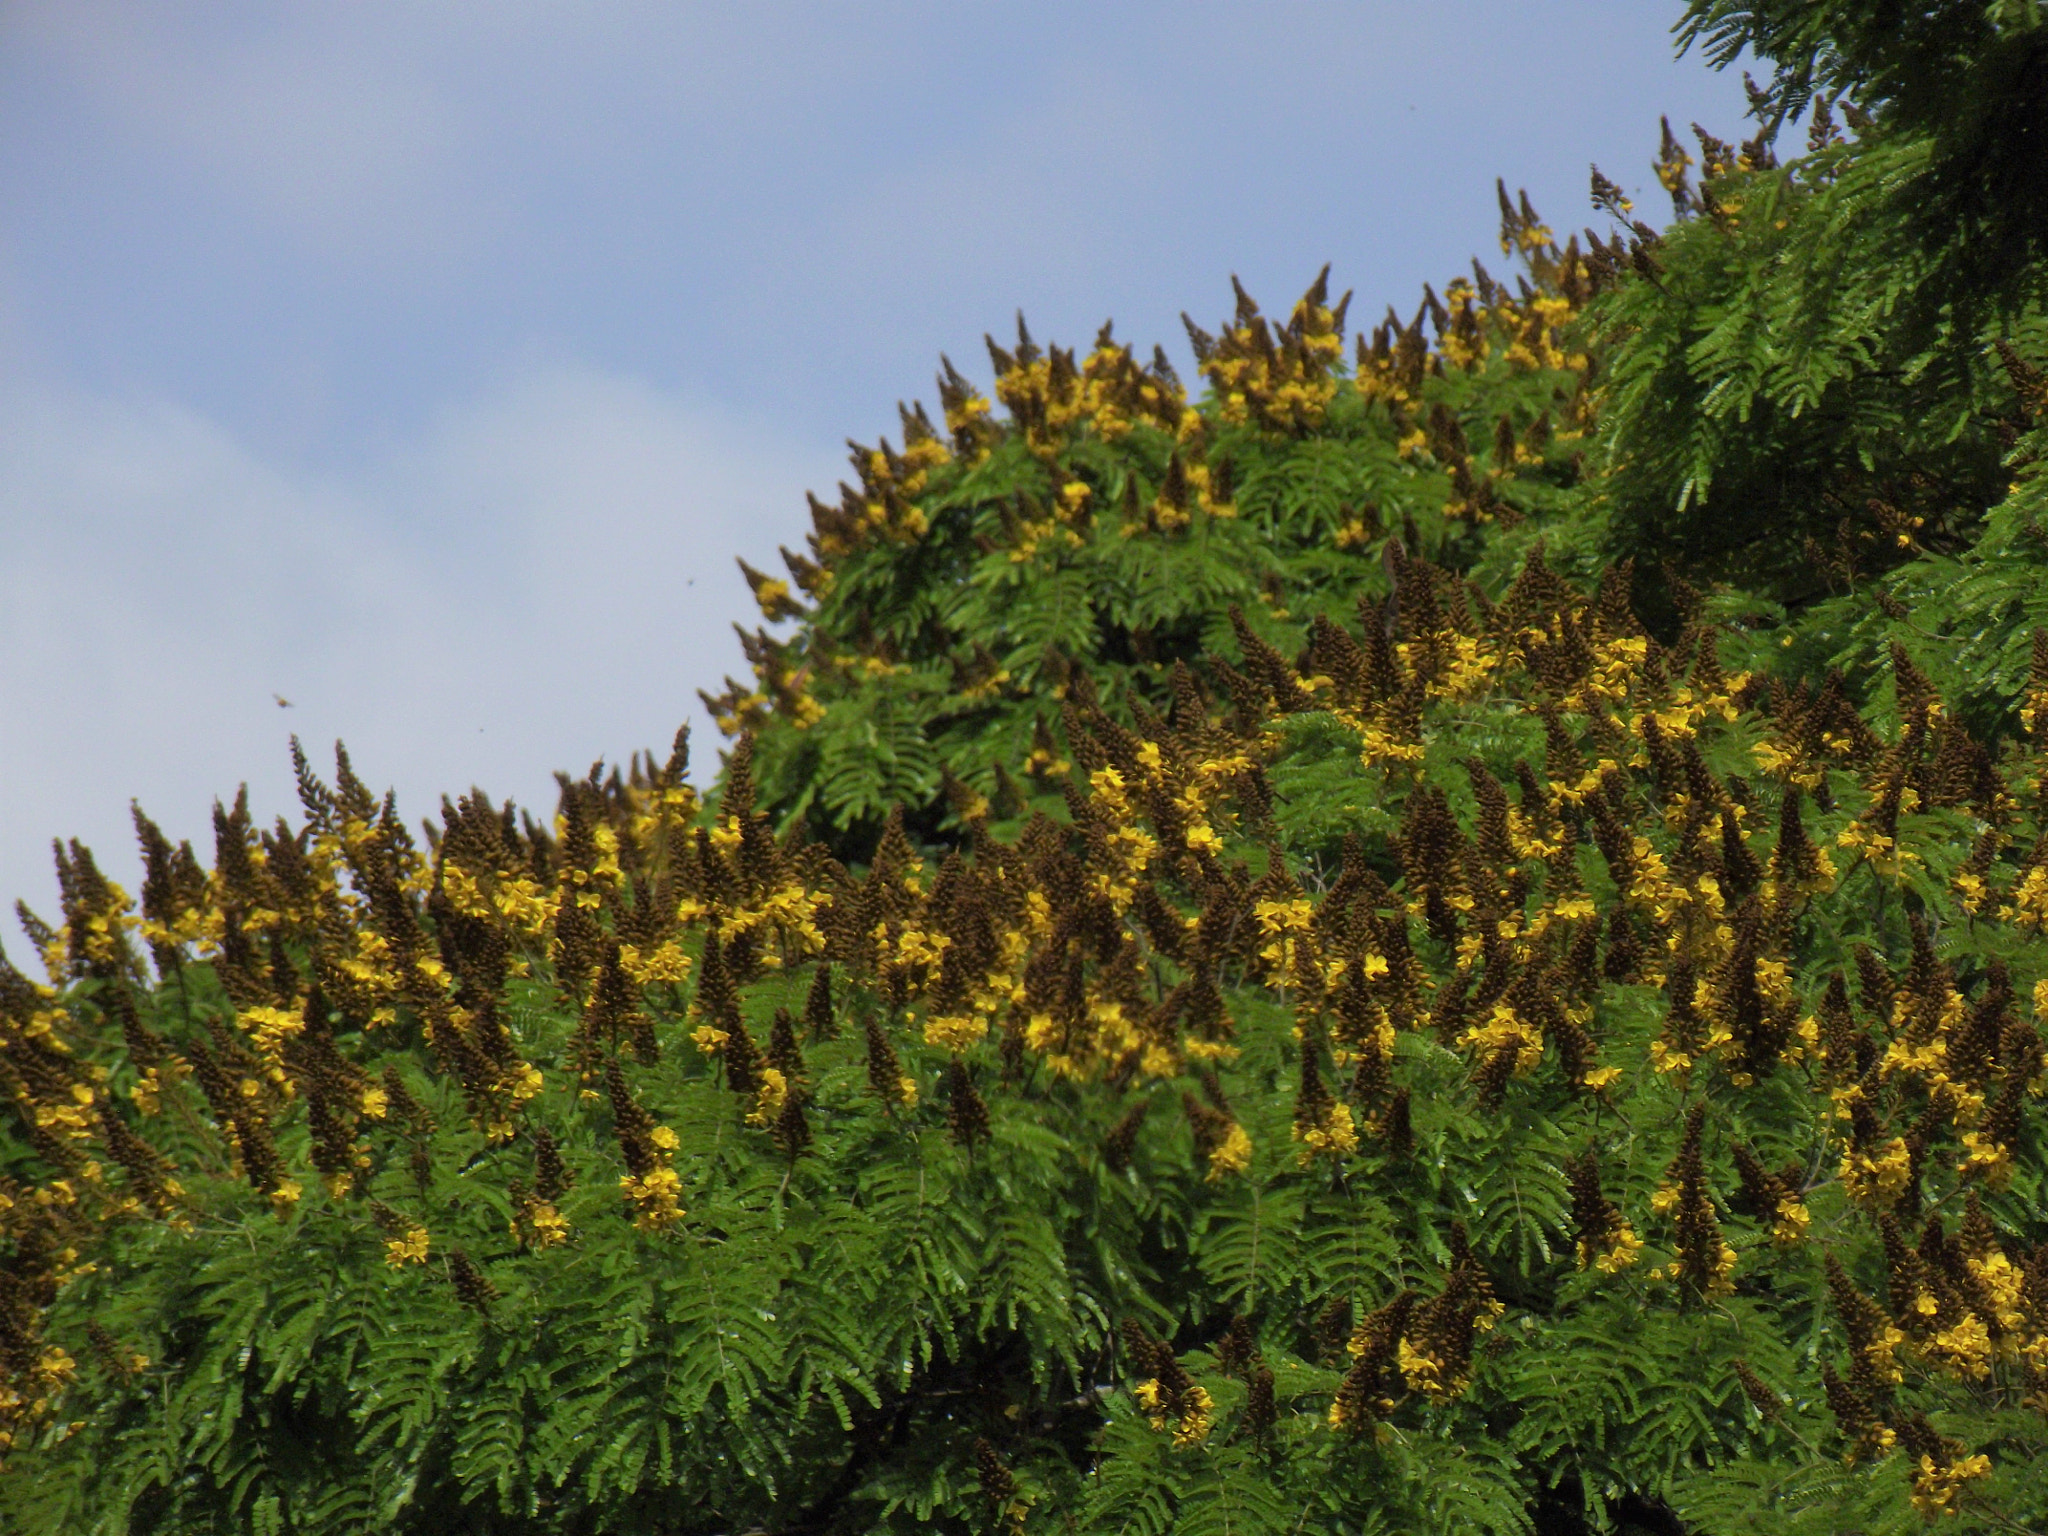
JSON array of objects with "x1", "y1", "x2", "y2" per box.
[{"x1": 7, "y1": 3, "x2": 2048, "y2": 1532}]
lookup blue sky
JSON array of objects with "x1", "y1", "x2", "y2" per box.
[{"x1": 0, "y1": 2, "x2": 1754, "y2": 937}]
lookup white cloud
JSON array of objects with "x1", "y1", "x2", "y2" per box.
[{"x1": 0, "y1": 358, "x2": 835, "y2": 954}]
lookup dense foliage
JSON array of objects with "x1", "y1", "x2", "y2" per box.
[
  {"x1": 706, "y1": 187, "x2": 1604, "y2": 851},
  {"x1": 6, "y1": 3, "x2": 2048, "y2": 1532}
]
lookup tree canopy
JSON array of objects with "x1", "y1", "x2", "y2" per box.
[{"x1": 5, "y1": 3, "x2": 2048, "y2": 1533}]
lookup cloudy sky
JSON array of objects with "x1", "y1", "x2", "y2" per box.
[{"x1": 0, "y1": 2, "x2": 1753, "y2": 943}]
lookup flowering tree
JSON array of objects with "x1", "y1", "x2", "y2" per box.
[{"x1": 6, "y1": 3, "x2": 2048, "y2": 1532}]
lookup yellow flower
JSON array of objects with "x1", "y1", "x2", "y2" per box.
[
  {"x1": 621, "y1": 938, "x2": 693, "y2": 985},
  {"x1": 1172, "y1": 1384, "x2": 1214, "y2": 1446},
  {"x1": 386, "y1": 1227, "x2": 430, "y2": 1266},
  {"x1": 1971, "y1": 1252, "x2": 2028, "y2": 1333},
  {"x1": 37, "y1": 1347, "x2": 78, "y2": 1386},
  {"x1": 620, "y1": 1165, "x2": 685, "y2": 1230},
  {"x1": 1253, "y1": 897, "x2": 1313, "y2": 934},
  {"x1": 1593, "y1": 1224, "x2": 1643, "y2": 1273},
  {"x1": 1294, "y1": 1102, "x2": 1359, "y2": 1162},
  {"x1": 1771, "y1": 1198, "x2": 1810, "y2": 1245},
  {"x1": 924, "y1": 1013, "x2": 989, "y2": 1051},
  {"x1": 1206, "y1": 1123, "x2": 1252, "y2": 1181},
  {"x1": 1839, "y1": 1137, "x2": 1914, "y2": 1210},
  {"x1": 1397, "y1": 1338, "x2": 1446, "y2": 1396},
  {"x1": 129, "y1": 1068, "x2": 163, "y2": 1117},
  {"x1": 525, "y1": 1202, "x2": 569, "y2": 1249},
  {"x1": 747, "y1": 1068, "x2": 790, "y2": 1128},
  {"x1": 1749, "y1": 739, "x2": 1795, "y2": 775},
  {"x1": 1928, "y1": 1313, "x2": 1994, "y2": 1381},
  {"x1": 1457, "y1": 1002, "x2": 1543, "y2": 1077},
  {"x1": 1911, "y1": 1452, "x2": 1992, "y2": 1516}
]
